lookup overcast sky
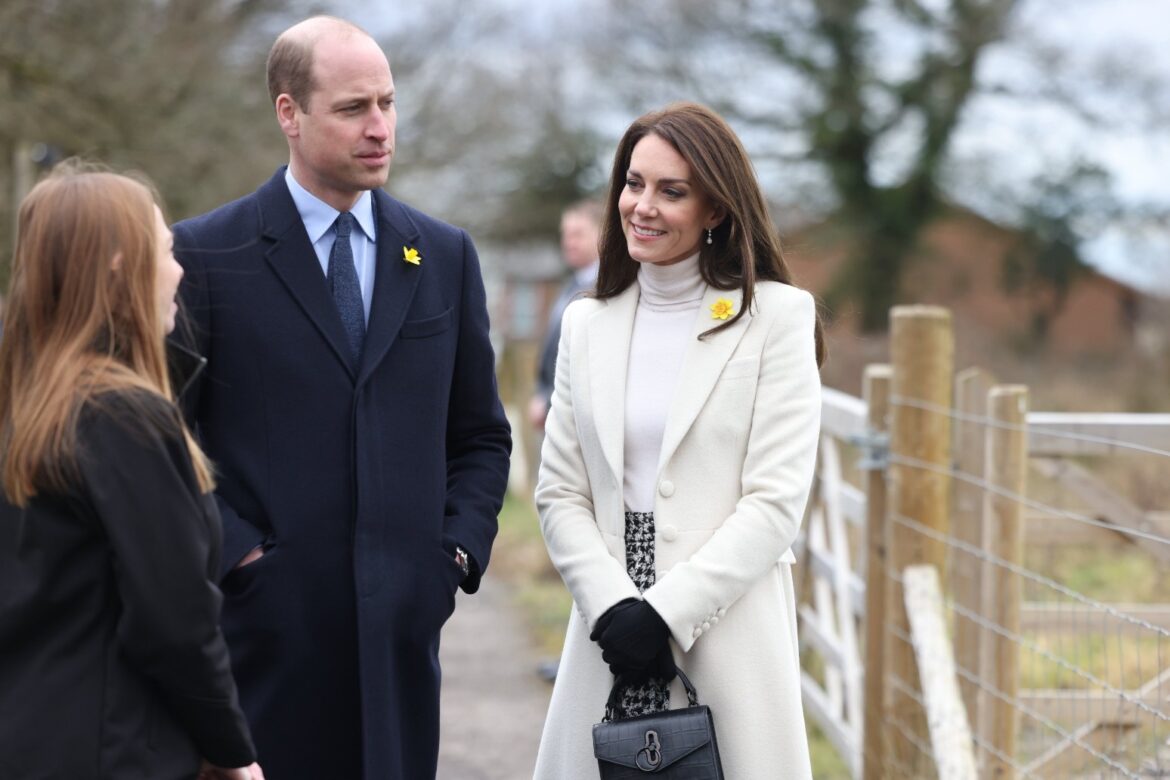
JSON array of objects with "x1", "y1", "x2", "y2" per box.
[
  {"x1": 974, "y1": 0, "x2": 1170, "y2": 289},
  {"x1": 349, "y1": 0, "x2": 1170, "y2": 291}
]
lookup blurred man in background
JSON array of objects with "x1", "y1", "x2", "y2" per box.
[{"x1": 527, "y1": 200, "x2": 602, "y2": 431}]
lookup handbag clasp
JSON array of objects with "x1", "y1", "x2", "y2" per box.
[{"x1": 636, "y1": 729, "x2": 662, "y2": 770}]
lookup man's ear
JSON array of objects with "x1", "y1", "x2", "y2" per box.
[{"x1": 275, "y1": 94, "x2": 300, "y2": 138}]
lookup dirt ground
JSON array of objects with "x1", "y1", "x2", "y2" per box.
[{"x1": 437, "y1": 574, "x2": 554, "y2": 779}]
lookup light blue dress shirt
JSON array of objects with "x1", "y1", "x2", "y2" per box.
[{"x1": 285, "y1": 168, "x2": 377, "y2": 323}]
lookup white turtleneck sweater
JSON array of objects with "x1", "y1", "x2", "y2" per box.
[{"x1": 623, "y1": 252, "x2": 706, "y2": 513}]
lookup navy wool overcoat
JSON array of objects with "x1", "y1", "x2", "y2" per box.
[{"x1": 173, "y1": 168, "x2": 511, "y2": 779}]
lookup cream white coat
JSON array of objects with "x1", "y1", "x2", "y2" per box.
[{"x1": 533, "y1": 280, "x2": 820, "y2": 779}]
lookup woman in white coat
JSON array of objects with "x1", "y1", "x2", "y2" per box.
[{"x1": 533, "y1": 102, "x2": 824, "y2": 779}]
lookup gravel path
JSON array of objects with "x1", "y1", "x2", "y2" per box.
[{"x1": 437, "y1": 574, "x2": 554, "y2": 780}]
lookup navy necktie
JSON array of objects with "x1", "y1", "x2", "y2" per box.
[{"x1": 329, "y1": 212, "x2": 365, "y2": 366}]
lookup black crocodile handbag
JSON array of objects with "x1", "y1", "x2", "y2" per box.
[{"x1": 592, "y1": 668, "x2": 724, "y2": 778}]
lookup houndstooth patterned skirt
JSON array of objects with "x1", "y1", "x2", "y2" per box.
[{"x1": 617, "y1": 510, "x2": 671, "y2": 717}]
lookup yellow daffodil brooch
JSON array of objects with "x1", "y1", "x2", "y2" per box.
[
  {"x1": 710, "y1": 297, "x2": 734, "y2": 321},
  {"x1": 403, "y1": 246, "x2": 421, "y2": 266}
]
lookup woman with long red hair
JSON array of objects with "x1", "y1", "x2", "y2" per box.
[{"x1": 0, "y1": 163, "x2": 263, "y2": 780}]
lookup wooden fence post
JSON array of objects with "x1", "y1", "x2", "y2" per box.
[
  {"x1": 904, "y1": 564, "x2": 978, "y2": 780},
  {"x1": 885, "y1": 305, "x2": 954, "y2": 774},
  {"x1": 862, "y1": 364, "x2": 891, "y2": 780},
  {"x1": 978, "y1": 385, "x2": 1029, "y2": 778},
  {"x1": 952, "y1": 367, "x2": 996, "y2": 759}
]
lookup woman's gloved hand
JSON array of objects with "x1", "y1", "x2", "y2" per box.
[
  {"x1": 590, "y1": 599, "x2": 671, "y2": 677},
  {"x1": 617, "y1": 643, "x2": 678, "y2": 686},
  {"x1": 589, "y1": 598, "x2": 637, "y2": 644}
]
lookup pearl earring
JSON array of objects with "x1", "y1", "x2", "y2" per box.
[{"x1": 706, "y1": 228, "x2": 713, "y2": 245}]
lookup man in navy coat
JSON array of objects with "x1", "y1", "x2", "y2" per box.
[{"x1": 173, "y1": 16, "x2": 511, "y2": 779}]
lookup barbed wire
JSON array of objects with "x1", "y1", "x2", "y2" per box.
[
  {"x1": 954, "y1": 656, "x2": 1143, "y2": 779},
  {"x1": 939, "y1": 586, "x2": 1170, "y2": 727},
  {"x1": 889, "y1": 451, "x2": 1170, "y2": 549},
  {"x1": 888, "y1": 511, "x2": 1170, "y2": 642},
  {"x1": 888, "y1": 395, "x2": 1170, "y2": 461},
  {"x1": 883, "y1": 708, "x2": 939, "y2": 770},
  {"x1": 887, "y1": 624, "x2": 1145, "y2": 779},
  {"x1": 804, "y1": 393, "x2": 1170, "y2": 776},
  {"x1": 885, "y1": 670, "x2": 1037, "y2": 778},
  {"x1": 812, "y1": 527, "x2": 1167, "y2": 766},
  {"x1": 969, "y1": 729, "x2": 1037, "y2": 779}
]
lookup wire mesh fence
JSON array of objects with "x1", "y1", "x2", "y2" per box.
[{"x1": 797, "y1": 323, "x2": 1170, "y2": 779}]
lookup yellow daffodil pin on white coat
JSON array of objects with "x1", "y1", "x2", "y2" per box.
[{"x1": 710, "y1": 297, "x2": 734, "y2": 320}]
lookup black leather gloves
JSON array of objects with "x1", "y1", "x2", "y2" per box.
[{"x1": 590, "y1": 599, "x2": 676, "y2": 682}]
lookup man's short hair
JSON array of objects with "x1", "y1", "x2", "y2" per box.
[
  {"x1": 266, "y1": 17, "x2": 371, "y2": 111},
  {"x1": 267, "y1": 34, "x2": 316, "y2": 110},
  {"x1": 563, "y1": 198, "x2": 603, "y2": 225}
]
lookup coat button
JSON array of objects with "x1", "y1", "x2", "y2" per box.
[
  {"x1": 658, "y1": 480, "x2": 675, "y2": 497},
  {"x1": 660, "y1": 524, "x2": 679, "y2": 542},
  {"x1": 702, "y1": 621, "x2": 711, "y2": 631},
  {"x1": 709, "y1": 616, "x2": 719, "y2": 625},
  {"x1": 716, "y1": 607, "x2": 727, "y2": 617},
  {"x1": 692, "y1": 627, "x2": 702, "y2": 638}
]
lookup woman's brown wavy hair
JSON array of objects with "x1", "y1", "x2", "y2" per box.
[
  {"x1": 0, "y1": 162, "x2": 213, "y2": 505},
  {"x1": 595, "y1": 102, "x2": 824, "y2": 364}
]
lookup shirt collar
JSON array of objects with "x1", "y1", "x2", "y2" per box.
[{"x1": 284, "y1": 168, "x2": 377, "y2": 244}]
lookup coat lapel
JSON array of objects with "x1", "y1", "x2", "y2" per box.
[
  {"x1": 357, "y1": 191, "x2": 422, "y2": 387},
  {"x1": 588, "y1": 284, "x2": 639, "y2": 485},
  {"x1": 258, "y1": 173, "x2": 357, "y2": 378},
  {"x1": 657, "y1": 286, "x2": 752, "y2": 472}
]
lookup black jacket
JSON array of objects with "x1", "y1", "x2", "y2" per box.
[{"x1": 0, "y1": 390, "x2": 255, "y2": 779}]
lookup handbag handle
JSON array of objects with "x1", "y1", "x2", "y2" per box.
[{"x1": 603, "y1": 667, "x2": 701, "y2": 722}]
